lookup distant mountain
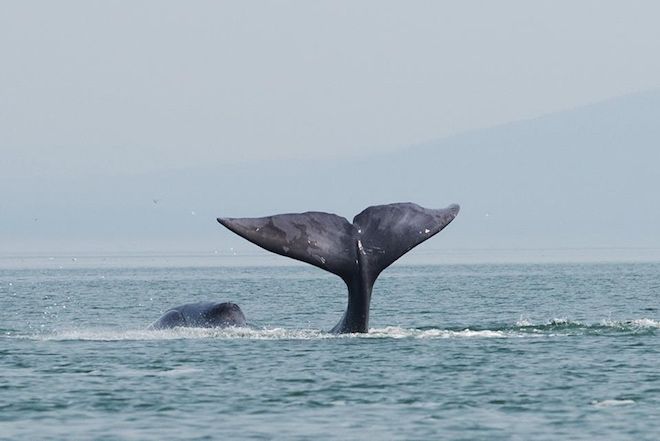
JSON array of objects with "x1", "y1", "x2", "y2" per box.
[{"x1": 3, "y1": 90, "x2": 659, "y2": 253}]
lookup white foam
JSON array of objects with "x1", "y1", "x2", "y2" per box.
[
  {"x1": 305, "y1": 326, "x2": 507, "y2": 339},
  {"x1": 591, "y1": 399, "x2": 635, "y2": 408},
  {"x1": 157, "y1": 367, "x2": 203, "y2": 377},
  {"x1": 413, "y1": 328, "x2": 506, "y2": 339},
  {"x1": 24, "y1": 326, "x2": 511, "y2": 342},
  {"x1": 22, "y1": 317, "x2": 658, "y2": 342},
  {"x1": 600, "y1": 318, "x2": 660, "y2": 329},
  {"x1": 26, "y1": 327, "x2": 330, "y2": 341},
  {"x1": 630, "y1": 318, "x2": 660, "y2": 328}
]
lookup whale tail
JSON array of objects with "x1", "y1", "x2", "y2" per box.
[{"x1": 218, "y1": 202, "x2": 459, "y2": 332}]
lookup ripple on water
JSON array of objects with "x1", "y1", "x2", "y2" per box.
[{"x1": 1, "y1": 263, "x2": 659, "y2": 440}]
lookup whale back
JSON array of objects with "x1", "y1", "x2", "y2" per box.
[{"x1": 148, "y1": 302, "x2": 247, "y2": 330}]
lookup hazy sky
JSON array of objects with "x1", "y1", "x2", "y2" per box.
[{"x1": 2, "y1": 1, "x2": 660, "y2": 179}]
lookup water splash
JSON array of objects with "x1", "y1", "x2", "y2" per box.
[{"x1": 20, "y1": 326, "x2": 511, "y2": 342}]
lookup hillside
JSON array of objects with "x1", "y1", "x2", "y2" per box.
[{"x1": 3, "y1": 90, "x2": 659, "y2": 253}]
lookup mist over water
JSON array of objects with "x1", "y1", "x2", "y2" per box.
[{"x1": 2, "y1": 262, "x2": 659, "y2": 440}]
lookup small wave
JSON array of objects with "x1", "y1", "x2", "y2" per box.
[
  {"x1": 514, "y1": 317, "x2": 659, "y2": 334},
  {"x1": 512, "y1": 318, "x2": 587, "y2": 335},
  {"x1": 516, "y1": 318, "x2": 581, "y2": 328},
  {"x1": 157, "y1": 367, "x2": 203, "y2": 377},
  {"x1": 591, "y1": 399, "x2": 636, "y2": 408},
  {"x1": 600, "y1": 318, "x2": 660, "y2": 329},
  {"x1": 413, "y1": 328, "x2": 506, "y2": 339}
]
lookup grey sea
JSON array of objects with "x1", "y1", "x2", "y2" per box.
[{"x1": 1, "y1": 255, "x2": 659, "y2": 440}]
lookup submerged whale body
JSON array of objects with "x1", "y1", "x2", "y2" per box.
[
  {"x1": 149, "y1": 301, "x2": 247, "y2": 330},
  {"x1": 218, "y1": 202, "x2": 459, "y2": 334}
]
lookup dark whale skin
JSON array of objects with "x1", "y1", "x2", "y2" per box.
[{"x1": 148, "y1": 302, "x2": 247, "y2": 330}]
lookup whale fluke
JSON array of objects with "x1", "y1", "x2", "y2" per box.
[{"x1": 218, "y1": 202, "x2": 459, "y2": 333}]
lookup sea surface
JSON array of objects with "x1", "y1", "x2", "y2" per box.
[{"x1": 1, "y1": 258, "x2": 659, "y2": 440}]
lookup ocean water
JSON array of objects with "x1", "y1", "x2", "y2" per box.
[{"x1": 1, "y1": 260, "x2": 659, "y2": 440}]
